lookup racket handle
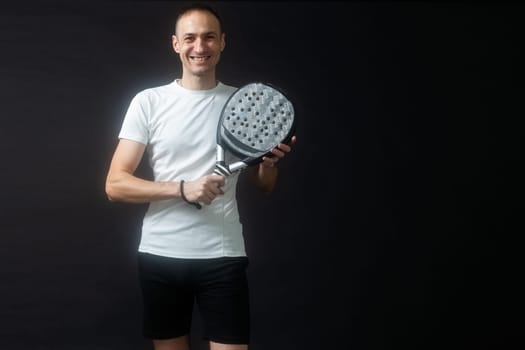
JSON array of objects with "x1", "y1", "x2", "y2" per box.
[
  {"x1": 214, "y1": 161, "x2": 231, "y2": 176},
  {"x1": 180, "y1": 180, "x2": 202, "y2": 209},
  {"x1": 213, "y1": 161, "x2": 248, "y2": 176}
]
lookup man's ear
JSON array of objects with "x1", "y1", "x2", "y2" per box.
[
  {"x1": 172, "y1": 35, "x2": 180, "y2": 53},
  {"x1": 221, "y1": 33, "x2": 226, "y2": 52}
]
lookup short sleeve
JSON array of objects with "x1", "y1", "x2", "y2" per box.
[{"x1": 118, "y1": 92, "x2": 149, "y2": 145}]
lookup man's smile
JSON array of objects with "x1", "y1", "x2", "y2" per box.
[{"x1": 190, "y1": 55, "x2": 211, "y2": 62}]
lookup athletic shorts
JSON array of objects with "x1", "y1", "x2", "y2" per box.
[{"x1": 137, "y1": 252, "x2": 250, "y2": 344}]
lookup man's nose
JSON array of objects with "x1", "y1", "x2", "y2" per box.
[{"x1": 193, "y1": 38, "x2": 205, "y2": 52}]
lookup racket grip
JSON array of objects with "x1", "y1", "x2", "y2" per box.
[
  {"x1": 214, "y1": 162, "x2": 232, "y2": 177},
  {"x1": 180, "y1": 180, "x2": 202, "y2": 209}
]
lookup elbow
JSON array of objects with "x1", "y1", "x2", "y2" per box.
[
  {"x1": 105, "y1": 178, "x2": 118, "y2": 202},
  {"x1": 106, "y1": 193, "x2": 116, "y2": 202},
  {"x1": 105, "y1": 185, "x2": 115, "y2": 202}
]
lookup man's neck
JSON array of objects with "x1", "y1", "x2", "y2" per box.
[{"x1": 178, "y1": 74, "x2": 218, "y2": 90}]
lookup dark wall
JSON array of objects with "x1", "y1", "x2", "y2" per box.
[{"x1": 0, "y1": 1, "x2": 520, "y2": 349}]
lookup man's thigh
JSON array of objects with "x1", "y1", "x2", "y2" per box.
[{"x1": 196, "y1": 257, "x2": 250, "y2": 346}]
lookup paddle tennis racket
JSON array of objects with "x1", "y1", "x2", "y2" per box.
[
  {"x1": 213, "y1": 82, "x2": 296, "y2": 177},
  {"x1": 184, "y1": 82, "x2": 296, "y2": 209}
]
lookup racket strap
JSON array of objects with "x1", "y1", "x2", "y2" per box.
[{"x1": 180, "y1": 180, "x2": 202, "y2": 209}]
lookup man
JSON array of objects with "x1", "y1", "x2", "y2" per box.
[{"x1": 105, "y1": 4, "x2": 296, "y2": 350}]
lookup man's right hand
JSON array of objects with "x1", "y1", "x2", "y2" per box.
[{"x1": 181, "y1": 175, "x2": 225, "y2": 205}]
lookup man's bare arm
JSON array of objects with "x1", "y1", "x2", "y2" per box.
[
  {"x1": 105, "y1": 139, "x2": 225, "y2": 205},
  {"x1": 105, "y1": 139, "x2": 179, "y2": 203}
]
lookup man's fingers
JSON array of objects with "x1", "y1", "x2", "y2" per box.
[
  {"x1": 277, "y1": 144, "x2": 291, "y2": 153},
  {"x1": 209, "y1": 183, "x2": 224, "y2": 195},
  {"x1": 207, "y1": 174, "x2": 225, "y2": 186}
]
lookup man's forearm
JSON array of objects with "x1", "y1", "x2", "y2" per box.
[
  {"x1": 106, "y1": 171, "x2": 179, "y2": 203},
  {"x1": 250, "y1": 164, "x2": 278, "y2": 193}
]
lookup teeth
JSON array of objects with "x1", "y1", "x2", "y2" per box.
[{"x1": 191, "y1": 56, "x2": 208, "y2": 62}]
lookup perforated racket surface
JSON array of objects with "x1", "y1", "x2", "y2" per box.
[{"x1": 214, "y1": 82, "x2": 296, "y2": 176}]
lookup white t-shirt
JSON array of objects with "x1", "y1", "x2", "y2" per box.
[{"x1": 118, "y1": 79, "x2": 246, "y2": 259}]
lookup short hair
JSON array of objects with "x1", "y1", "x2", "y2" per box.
[{"x1": 174, "y1": 3, "x2": 223, "y2": 35}]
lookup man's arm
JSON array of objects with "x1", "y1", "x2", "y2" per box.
[
  {"x1": 105, "y1": 139, "x2": 225, "y2": 204},
  {"x1": 105, "y1": 139, "x2": 178, "y2": 203},
  {"x1": 249, "y1": 136, "x2": 296, "y2": 193}
]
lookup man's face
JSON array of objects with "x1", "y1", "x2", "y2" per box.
[{"x1": 172, "y1": 10, "x2": 225, "y2": 78}]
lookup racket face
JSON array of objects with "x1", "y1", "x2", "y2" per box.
[{"x1": 218, "y1": 82, "x2": 295, "y2": 163}]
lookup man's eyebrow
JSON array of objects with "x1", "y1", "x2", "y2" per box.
[{"x1": 182, "y1": 31, "x2": 218, "y2": 37}]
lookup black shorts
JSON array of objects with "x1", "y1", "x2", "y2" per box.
[{"x1": 137, "y1": 252, "x2": 250, "y2": 344}]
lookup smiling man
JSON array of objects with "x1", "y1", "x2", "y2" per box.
[
  {"x1": 105, "y1": 3, "x2": 296, "y2": 350},
  {"x1": 173, "y1": 8, "x2": 225, "y2": 85}
]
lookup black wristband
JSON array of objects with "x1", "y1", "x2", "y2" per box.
[{"x1": 180, "y1": 180, "x2": 202, "y2": 209}]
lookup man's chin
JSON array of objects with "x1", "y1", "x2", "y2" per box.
[{"x1": 190, "y1": 67, "x2": 214, "y2": 77}]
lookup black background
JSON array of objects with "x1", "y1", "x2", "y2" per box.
[{"x1": 0, "y1": 1, "x2": 521, "y2": 349}]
